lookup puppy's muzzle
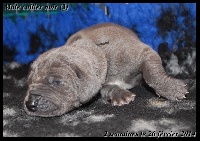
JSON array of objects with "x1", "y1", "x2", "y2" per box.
[{"x1": 25, "y1": 90, "x2": 58, "y2": 114}]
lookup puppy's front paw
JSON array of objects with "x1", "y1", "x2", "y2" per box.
[
  {"x1": 111, "y1": 90, "x2": 136, "y2": 106},
  {"x1": 156, "y1": 78, "x2": 188, "y2": 101}
]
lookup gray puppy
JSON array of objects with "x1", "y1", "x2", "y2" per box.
[{"x1": 24, "y1": 23, "x2": 188, "y2": 117}]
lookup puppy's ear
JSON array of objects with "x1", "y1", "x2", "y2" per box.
[
  {"x1": 66, "y1": 33, "x2": 82, "y2": 46},
  {"x1": 70, "y1": 64, "x2": 86, "y2": 80},
  {"x1": 96, "y1": 40, "x2": 109, "y2": 46},
  {"x1": 74, "y1": 66, "x2": 83, "y2": 79},
  {"x1": 93, "y1": 35, "x2": 109, "y2": 46}
]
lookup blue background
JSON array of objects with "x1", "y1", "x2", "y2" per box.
[{"x1": 3, "y1": 3, "x2": 196, "y2": 64}]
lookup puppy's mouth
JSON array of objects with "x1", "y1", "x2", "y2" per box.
[{"x1": 25, "y1": 94, "x2": 60, "y2": 116}]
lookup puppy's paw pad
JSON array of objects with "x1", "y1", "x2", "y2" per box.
[{"x1": 111, "y1": 91, "x2": 135, "y2": 106}]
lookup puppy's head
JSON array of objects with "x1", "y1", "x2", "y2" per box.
[{"x1": 24, "y1": 48, "x2": 83, "y2": 117}]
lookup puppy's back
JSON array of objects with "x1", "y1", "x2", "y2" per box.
[{"x1": 66, "y1": 23, "x2": 140, "y2": 46}]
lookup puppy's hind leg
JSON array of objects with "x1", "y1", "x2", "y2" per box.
[
  {"x1": 140, "y1": 47, "x2": 188, "y2": 101},
  {"x1": 100, "y1": 85, "x2": 136, "y2": 106}
]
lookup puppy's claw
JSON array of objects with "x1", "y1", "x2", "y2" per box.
[{"x1": 112, "y1": 101, "x2": 116, "y2": 106}]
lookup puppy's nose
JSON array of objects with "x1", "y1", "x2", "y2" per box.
[{"x1": 25, "y1": 95, "x2": 39, "y2": 112}]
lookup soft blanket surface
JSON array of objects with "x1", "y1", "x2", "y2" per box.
[{"x1": 3, "y1": 61, "x2": 196, "y2": 137}]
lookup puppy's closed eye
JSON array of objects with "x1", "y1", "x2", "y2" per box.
[{"x1": 48, "y1": 76, "x2": 63, "y2": 86}]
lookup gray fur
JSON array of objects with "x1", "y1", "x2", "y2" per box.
[{"x1": 24, "y1": 23, "x2": 188, "y2": 117}]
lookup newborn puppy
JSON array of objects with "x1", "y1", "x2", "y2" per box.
[{"x1": 24, "y1": 23, "x2": 188, "y2": 117}]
